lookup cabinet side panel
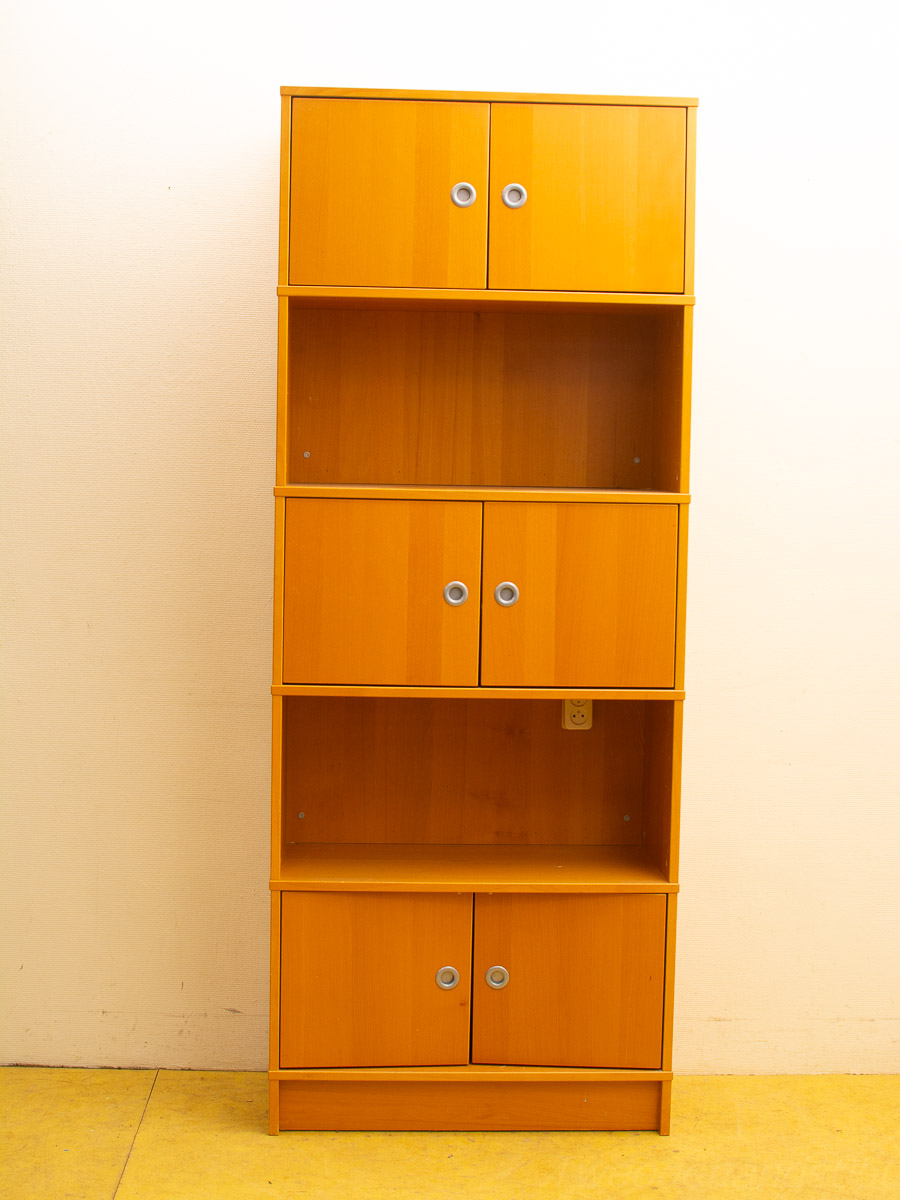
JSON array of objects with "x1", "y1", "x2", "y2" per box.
[
  {"x1": 661, "y1": 894, "x2": 678, "y2": 1072},
  {"x1": 272, "y1": 497, "x2": 285, "y2": 684},
  {"x1": 271, "y1": 697, "x2": 284, "y2": 878},
  {"x1": 276, "y1": 297, "x2": 290, "y2": 486},
  {"x1": 643, "y1": 701, "x2": 675, "y2": 880},
  {"x1": 278, "y1": 95, "x2": 291, "y2": 288},
  {"x1": 683, "y1": 108, "x2": 697, "y2": 296},
  {"x1": 651, "y1": 310, "x2": 685, "y2": 493},
  {"x1": 673, "y1": 505, "x2": 689, "y2": 691},
  {"x1": 679, "y1": 306, "x2": 693, "y2": 493},
  {"x1": 269, "y1": 893, "x2": 282, "y2": 1075}
]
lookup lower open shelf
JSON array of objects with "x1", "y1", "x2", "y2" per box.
[{"x1": 274, "y1": 843, "x2": 675, "y2": 892}]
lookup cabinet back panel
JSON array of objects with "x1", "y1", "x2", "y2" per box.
[
  {"x1": 643, "y1": 702, "x2": 678, "y2": 880},
  {"x1": 282, "y1": 698, "x2": 649, "y2": 846},
  {"x1": 288, "y1": 308, "x2": 682, "y2": 489}
]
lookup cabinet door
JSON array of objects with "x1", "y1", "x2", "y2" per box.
[
  {"x1": 472, "y1": 894, "x2": 666, "y2": 1068},
  {"x1": 281, "y1": 892, "x2": 473, "y2": 1068},
  {"x1": 480, "y1": 503, "x2": 678, "y2": 688},
  {"x1": 488, "y1": 104, "x2": 686, "y2": 293},
  {"x1": 283, "y1": 499, "x2": 482, "y2": 686},
  {"x1": 289, "y1": 98, "x2": 489, "y2": 288}
]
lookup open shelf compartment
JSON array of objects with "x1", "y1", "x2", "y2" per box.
[
  {"x1": 286, "y1": 303, "x2": 689, "y2": 493},
  {"x1": 275, "y1": 697, "x2": 680, "y2": 890}
]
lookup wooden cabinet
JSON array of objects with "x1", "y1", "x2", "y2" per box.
[
  {"x1": 287, "y1": 95, "x2": 688, "y2": 294},
  {"x1": 281, "y1": 893, "x2": 664, "y2": 1070},
  {"x1": 271, "y1": 87, "x2": 696, "y2": 1134}
]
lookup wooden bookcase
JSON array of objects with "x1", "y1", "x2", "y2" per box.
[{"x1": 270, "y1": 87, "x2": 696, "y2": 1134}]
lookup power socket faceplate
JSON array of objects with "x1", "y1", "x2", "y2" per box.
[{"x1": 562, "y1": 699, "x2": 593, "y2": 730}]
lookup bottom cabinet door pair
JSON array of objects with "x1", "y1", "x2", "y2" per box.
[
  {"x1": 282, "y1": 498, "x2": 679, "y2": 688},
  {"x1": 280, "y1": 892, "x2": 666, "y2": 1069}
]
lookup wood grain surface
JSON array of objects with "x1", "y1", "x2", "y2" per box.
[
  {"x1": 488, "y1": 104, "x2": 686, "y2": 293},
  {"x1": 280, "y1": 892, "x2": 473, "y2": 1068},
  {"x1": 282, "y1": 498, "x2": 482, "y2": 685},
  {"x1": 288, "y1": 308, "x2": 684, "y2": 489},
  {"x1": 480, "y1": 502, "x2": 679, "y2": 687},
  {"x1": 289, "y1": 99, "x2": 489, "y2": 288},
  {"x1": 281, "y1": 696, "x2": 650, "y2": 846},
  {"x1": 472, "y1": 894, "x2": 666, "y2": 1067},
  {"x1": 277, "y1": 1079, "x2": 663, "y2": 1130}
]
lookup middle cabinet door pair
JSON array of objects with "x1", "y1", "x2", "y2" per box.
[
  {"x1": 282, "y1": 498, "x2": 679, "y2": 688},
  {"x1": 280, "y1": 892, "x2": 667, "y2": 1069}
]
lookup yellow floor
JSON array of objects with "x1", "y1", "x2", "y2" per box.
[{"x1": 1, "y1": 1070, "x2": 897, "y2": 1199}]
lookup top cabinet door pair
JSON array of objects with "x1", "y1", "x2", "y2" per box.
[{"x1": 288, "y1": 99, "x2": 687, "y2": 293}]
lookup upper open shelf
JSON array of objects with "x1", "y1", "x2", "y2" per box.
[{"x1": 283, "y1": 302, "x2": 690, "y2": 493}]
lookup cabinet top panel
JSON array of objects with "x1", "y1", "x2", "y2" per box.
[{"x1": 280, "y1": 87, "x2": 698, "y2": 107}]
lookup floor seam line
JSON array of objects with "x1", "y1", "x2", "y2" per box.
[{"x1": 111, "y1": 1068, "x2": 159, "y2": 1199}]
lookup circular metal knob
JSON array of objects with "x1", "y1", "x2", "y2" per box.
[
  {"x1": 485, "y1": 965, "x2": 509, "y2": 989},
  {"x1": 443, "y1": 581, "x2": 469, "y2": 606},
  {"x1": 436, "y1": 966, "x2": 460, "y2": 990},
  {"x1": 493, "y1": 581, "x2": 519, "y2": 607},
  {"x1": 501, "y1": 183, "x2": 527, "y2": 209},
  {"x1": 450, "y1": 182, "x2": 477, "y2": 208}
]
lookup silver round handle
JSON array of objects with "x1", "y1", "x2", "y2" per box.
[
  {"x1": 443, "y1": 581, "x2": 469, "y2": 606},
  {"x1": 493, "y1": 581, "x2": 519, "y2": 607},
  {"x1": 436, "y1": 966, "x2": 460, "y2": 990},
  {"x1": 501, "y1": 183, "x2": 527, "y2": 209},
  {"x1": 485, "y1": 965, "x2": 509, "y2": 989},
  {"x1": 450, "y1": 182, "x2": 477, "y2": 208}
]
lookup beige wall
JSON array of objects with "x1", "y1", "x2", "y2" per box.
[{"x1": 2, "y1": 2, "x2": 898, "y2": 1072}]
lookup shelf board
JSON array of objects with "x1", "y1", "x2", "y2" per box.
[
  {"x1": 275, "y1": 485, "x2": 690, "y2": 505},
  {"x1": 271, "y1": 1064, "x2": 673, "y2": 1082},
  {"x1": 281, "y1": 86, "x2": 698, "y2": 108},
  {"x1": 274, "y1": 844, "x2": 676, "y2": 893},
  {"x1": 277, "y1": 285, "x2": 694, "y2": 311},
  {"x1": 274, "y1": 685, "x2": 684, "y2": 700}
]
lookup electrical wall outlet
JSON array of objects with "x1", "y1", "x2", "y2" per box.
[{"x1": 562, "y1": 699, "x2": 593, "y2": 730}]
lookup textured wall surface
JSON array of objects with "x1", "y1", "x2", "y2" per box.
[{"x1": 2, "y1": 0, "x2": 898, "y2": 1072}]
